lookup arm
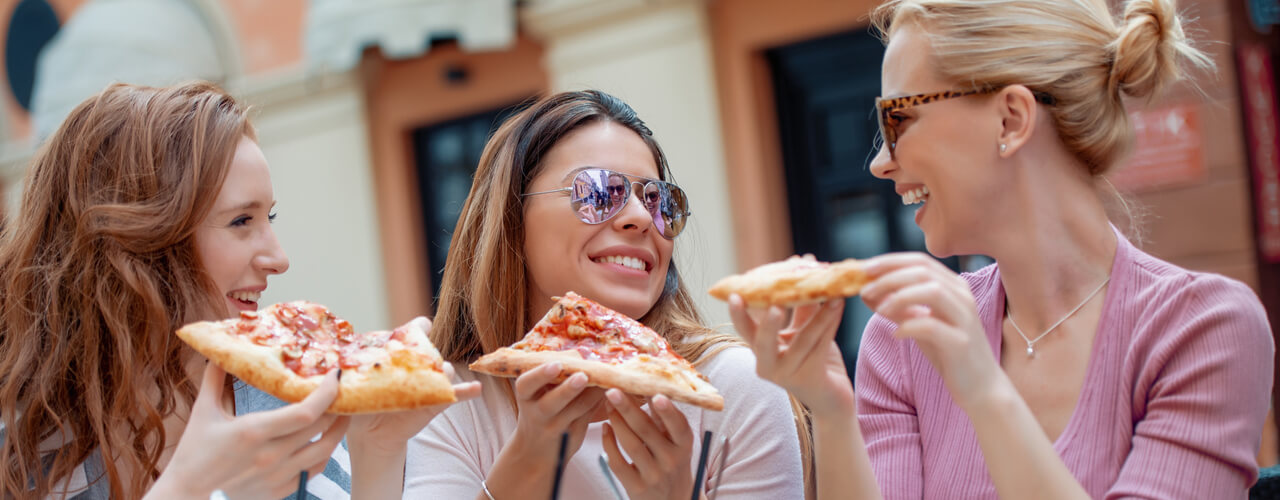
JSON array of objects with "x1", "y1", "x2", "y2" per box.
[
  {"x1": 147, "y1": 363, "x2": 349, "y2": 500},
  {"x1": 404, "y1": 363, "x2": 605, "y2": 500},
  {"x1": 727, "y1": 297, "x2": 881, "y2": 499},
  {"x1": 1104, "y1": 279, "x2": 1273, "y2": 499},
  {"x1": 345, "y1": 377, "x2": 483, "y2": 499},
  {"x1": 691, "y1": 346, "x2": 807, "y2": 498}
]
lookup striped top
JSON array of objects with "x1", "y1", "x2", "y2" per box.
[
  {"x1": 856, "y1": 230, "x2": 1275, "y2": 498},
  {"x1": 5, "y1": 384, "x2": 352, "y2": 500}
]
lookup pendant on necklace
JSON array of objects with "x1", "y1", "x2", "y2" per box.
[{"x1": 1026, "y1": 345, "x2": 1035, "y2": 357}]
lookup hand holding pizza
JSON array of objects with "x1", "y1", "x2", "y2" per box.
[
  {"x1": 728, "y1": 295, "x2": 854, "y2": 418},
  {"x1": 148, "y1": 363, "x2": 349, "y2": 500},
  {"x1": 346, "y1": 317, "x2": 483, "y2": 460},
  {"x1": 860, "y1": 253, "x2": 1003, "y2": 411},
  {"x1": 602, "y1": 390, "x2": 696, "y2": 500}
]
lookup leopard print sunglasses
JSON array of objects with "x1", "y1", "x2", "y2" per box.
[{"x1": 875, "y1": 87, "x2": 1055, "y2": 160}]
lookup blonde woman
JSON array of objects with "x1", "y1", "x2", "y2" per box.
[
  {"x1": 405, "y1": 91, "x2": 812, "y2": 499},
  {"x1": 729, "y1": 0, "x2": 1274, "y2": 498}
]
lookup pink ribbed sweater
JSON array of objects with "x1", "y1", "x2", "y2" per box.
[{"x1": 856, "y1": 233, "x2": 1275, "y2": 499}]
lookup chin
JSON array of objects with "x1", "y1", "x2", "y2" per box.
[
  {"x1": 588, "y1": 288, "x2": 657, "y2": 319},
  {"x1": 922, "y1": 231, "x2": 957, "y2": 259}
]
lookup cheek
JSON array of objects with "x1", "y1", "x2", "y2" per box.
[
  {"x1": 523, "y1": 207, "x2": 587, "y2": 281},
  {"x1": 193, "y1": 229, "x2": 233, "y2": 289}
]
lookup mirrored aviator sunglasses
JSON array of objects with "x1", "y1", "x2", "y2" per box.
[{"x1": 524, "y1": 167, "x2": 692, "y2": 239}]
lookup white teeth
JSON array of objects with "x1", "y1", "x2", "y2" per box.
[
  {"x1": 901, "y1": 186, "x2": 931, "y2": 205},
  {"x1": 594, "y1": 255, "x2": 646, "y2": 271},
  {"x1": 229, "y1": 290, "x2": 261, "y2": 302}
]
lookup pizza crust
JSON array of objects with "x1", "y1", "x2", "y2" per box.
[
  {"x1": 470, "y1": 348, "x2": 724, "y2": 411},
  {"x1": 177, "y1": 316, "x2": 455, "y2": 415},
  {"x1": 708, "y1": 254, "x2": 868, "y2": 308}
]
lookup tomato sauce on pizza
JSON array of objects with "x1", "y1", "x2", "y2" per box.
[
  {"x1": 232, "y1": 302, "x2": 442, "y2": 377},
  {"x1": 470, "y1": 292, "x2": 724, "y2": 410}
]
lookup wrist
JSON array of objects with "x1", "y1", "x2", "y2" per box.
[
  {"x1": 146, "y1": 473, "x2": 211, "y2": 500},
  {"x1": 958, "y1": 373, "x2": 1020, "y2": 418},
  {"x1": 348, "y1": 435, "x2": 408, "y2": 463},
  {"x1": 487, "y1": 433, "x2": 555, "y2": 495},
  {"x1": 806, "y1": 391, "x2": 857, "y2": 421}
]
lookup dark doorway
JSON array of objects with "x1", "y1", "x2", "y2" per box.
[
  {"x1": 767, "y1": 28, "x2": 990, "y2": 378},
  {"x1": 411, "y1": 103, "x2": 525, "y2": 307}
]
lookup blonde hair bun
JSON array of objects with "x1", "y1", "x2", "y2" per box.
[{"x1": 1109, "y1": 0, "x2": 1211, "y2": 99}]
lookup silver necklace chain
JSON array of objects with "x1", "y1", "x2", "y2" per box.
[{"x1": 1006, "y1": 276, "x2": 1110, "y2": 357}]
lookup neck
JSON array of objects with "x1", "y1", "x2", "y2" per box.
[{"x1": 987, "y1": 153, "x2": 1118, "y2": 333}]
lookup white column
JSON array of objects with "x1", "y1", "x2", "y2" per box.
[{"x1": 524, "y1": 0, "x2": 737, "y2": 326}]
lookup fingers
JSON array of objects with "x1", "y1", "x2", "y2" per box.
[
  {"x1": 603, "y1": 423, "x2": 642, "y2": 486},
  {"x1": 650, "y1": 396, "x2": 692, "y2": 444},
  {"x1": 789, "y1": 303, "x2": 821, "y2": 331},
  {"x1": 551, "y1": 387, "x2": 605, "y2": 429},
  {"x1": 409, "y1": 315, "x2": 432, "y2": 333},
  {"x1": 862, "y1": 252, "x2": 954, "y2": 280},
  {"x1": 727, "y1": 294, "x2": 758, "y2": 344},
  {"x1": 606, "y1": 407, "x2": 658, "y2": 476},
  {"x1": 250, "y1": 370, "x2": 340, "y2": 436},
  {"x1": 277, "y1": 415, "x2": 351, "y2": 480},
  {"x1": 751, "y1": 307, "x2": 788, "y2": 378},
  {"x1": 452, "y1": 381, "x2": 483, "y2": 402},
  {"x1": 876, "y1": 281, "x2": 969, "y2": 326},
  {"x1": 775, "y1": 299, "x2": 844, "y2": 376},
  {"x1": 533, "y1": 372, "x2": 590, "y2": 415},
  {"x1": 270, "y1": 409, "x2": 341, "y2": 451},
  {"x1": 861, "y1": 265, "x2": 934, "y2": 311},
  {"x1": 515, "y1": 362, "x2": 567, "y2": 401}
]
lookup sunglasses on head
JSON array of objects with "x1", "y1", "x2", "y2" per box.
[
  {"x1": 875, "y1": 86, "x2": 1055, "y2": 160},
  {"x1": 524, "y1": 167, "x2": 692, "y2": 239}
]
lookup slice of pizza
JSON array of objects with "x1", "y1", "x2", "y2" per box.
[
  {"x1": 469, "y1": 292, "x2": 724, "y2": 411},
  {"x1": 176, "y1": 301, "x2": 455, "y2": 414},
  {"x1": 708, "y1": 254, "x2": 868, "y2": 308}
]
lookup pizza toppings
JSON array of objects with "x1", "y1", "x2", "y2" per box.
[
  {"x1": 175, "y1": 301, "x2": 457, "y2": 413},
  {"x1": 470, "y1": 292, "x2": 724, "y2": 410},
  {"x1": 214, "y1": 302, "x2": 442, "y2": 378}
]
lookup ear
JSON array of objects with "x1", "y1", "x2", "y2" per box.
[{"x1": 995, "y1": 85, "x2": 1039, "y2": 157}]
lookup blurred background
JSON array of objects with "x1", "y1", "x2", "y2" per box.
[{"x1": 0, "y1": 0, "x2": 1277, "y2": 466}]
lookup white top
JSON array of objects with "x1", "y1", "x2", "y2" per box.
[{"x1": 405, "y1": 346, "x2": 805, "y2": 499}]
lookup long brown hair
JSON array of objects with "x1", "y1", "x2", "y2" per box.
[
  {"x1": 430, "y1": 90, "x2": 814, "y2": 497},
  {"x1": 0, "y1": 82, "x2": 252, "y2": 499}
]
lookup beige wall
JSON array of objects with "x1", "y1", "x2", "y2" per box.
[{"x1": 245, "y1": 73, "x2": 391, "y2": 330}]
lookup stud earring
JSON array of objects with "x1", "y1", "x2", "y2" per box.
[{"x1": 999, "y1": 143, "x2": 1008, "y2": 153}]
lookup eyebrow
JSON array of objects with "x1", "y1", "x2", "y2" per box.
[{"x1": 214, "y1": 200, "x2": 277, "y2": 215}]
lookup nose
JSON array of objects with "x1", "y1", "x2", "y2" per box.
[
  {"x1": 255, "y1": 226, "x2": 290, "y2": 275},
  {"x1": 869, "y1": 144, "x2": 895, "y2": 179},
  {"x1": 610, "y1": 182, "x2": 656, "y2": 235}
]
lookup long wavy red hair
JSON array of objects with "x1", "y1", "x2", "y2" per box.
[{"x1": 0, "y1": 82, "x2": 252, "y2": 499}]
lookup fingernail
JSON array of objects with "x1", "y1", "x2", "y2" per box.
[
  {"x1": 654, "y1": 395, "x2": 671, "y2": 409},
  {"x1": 569, "y1": 373, "x2": 587, "y2": 388},
  {"x1": 547, "y1": 362, "x2": 562, "y2": 374},
  {"x1": 606, "y1": 389, "x2": 623, "y2": 404}
]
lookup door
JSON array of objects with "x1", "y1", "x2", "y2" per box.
[
  {"x1": 411, "y1": 103, "x2": 524, "y2": 306},
  {"x1": 768, "y1": 28, "x2": 991, "y2": 378}
]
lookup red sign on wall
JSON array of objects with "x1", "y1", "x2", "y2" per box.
[
  {"x1": 1108, "y1": 104, "x2": 1205, "y2": 192},
  {"x1": 1238, "y1": 42, "x2": 1280, "y2": 262}
]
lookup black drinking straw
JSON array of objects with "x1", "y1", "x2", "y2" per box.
[
  {"x1": 550, "y1": 432, "x2": 569, "y2": 500},
  {"x1": 691, "y1": 430, "x2": 713, "y2": 500},
  {"x1": 294, "y1": 470, "x2": 309, "y2": 500}
]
